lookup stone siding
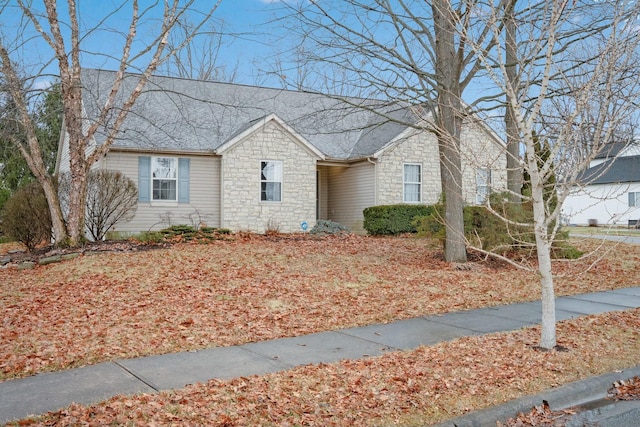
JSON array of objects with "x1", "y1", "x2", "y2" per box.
[
  {"x1": 221, "y1": 121, "x2": 318, "y2": 233},
  {"x1": 376, "y1": 130, "x2": 442, "y2": 205},
  {"x1": 460, "y1": 120, "x2": 507, "y2": 203},
  {"x1": 376, "y1": 121, "x2": 507, "y2": 206}
]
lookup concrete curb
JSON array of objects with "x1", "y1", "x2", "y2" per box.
[{"x1": 430, "y1": 365, "x2": 640, "y2": 426}]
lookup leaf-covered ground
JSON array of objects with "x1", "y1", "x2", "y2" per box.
[
  {"x1": 14, "y1": 309, "x2": 640, "y2": 426},
  {"x1": 1, "y1": 234, "x2": 639, "y2": 381},
  {"x1": 2, "y1": 234, "x2": 640, "y2": 426}
]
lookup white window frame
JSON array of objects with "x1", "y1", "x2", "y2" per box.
[
  {"x1": 403, "y1": 163, "x2": 422, "y2": 203},
  {"x1": 152, "y1": 156, "x2": 178, "y2": 202},
  {"x1": 629, "y1": 192, "x2": 640, "y2": 207},
  {"x1": 260, "y1": 160, "x2": 283, "y2": 202},
  {"x1": 476, "y1": 168, "x2": 492, "y2": 204}
]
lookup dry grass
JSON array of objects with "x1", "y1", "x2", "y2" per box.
[{"x1": 2, "y1": 234, "x2": 640, "y2": 382}]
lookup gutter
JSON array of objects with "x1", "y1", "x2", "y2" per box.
[{"x1": 108, "y1": 146, "x2": 217, "y2": 157}]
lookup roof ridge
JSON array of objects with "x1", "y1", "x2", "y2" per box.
[{"x1": 81, "y1": 68, "x2": 374, "y2": 104}]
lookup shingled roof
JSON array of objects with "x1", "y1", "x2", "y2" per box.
[
  {"x1": 578, "y1": 155, "x2": 640, "y2": 184},
  {"x1": 81, "y1": 69, "x2": 418, "y2": 161}
]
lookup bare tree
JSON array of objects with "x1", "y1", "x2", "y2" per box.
[
  {"x1": 468, "y1": 0, "x2": 640, "y2": 349},
  {"x1": 159, "y1": 17, "x2": 238, "y2": 82},
  {"x1": 0, "y1": 0, "x2": 221, "y2": 246},
  {"x1": 282, "y1": 0, "x2": 638, "y2": 349},
  {"x1": 279, "y1": 1, "x2": 512, "y2": 263}
]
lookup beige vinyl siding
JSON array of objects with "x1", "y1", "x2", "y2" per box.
[
  {"x1": 101, "y1": 151, "x2": 221, "y2": 234},
  {"x1": 57, "y1": 132, "x2": 71, "y2": 174},
  {"x1": 327, "y1": 161, "x2": 375, "y2": 234},
  {"x1": 317, "y1": 166, "x2": 330, "y2": 220}
]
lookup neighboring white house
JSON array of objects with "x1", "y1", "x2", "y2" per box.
[
  {"x1": 56, "y1": 69, "x2": 508, "y2": 236},
  {"x1": 564, "y1": 143, "x2": 640, "y2": 226}
]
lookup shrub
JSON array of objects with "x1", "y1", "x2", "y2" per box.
[
  {"x1": 131, "y1": 225, "x2": 233, "y2": 244},
  {"x1": 201, "y1": 226, "x2": 231, "y2": 234},
  {"x1": 416, "y1": 194, "x2": 534, "y2": 254},
  {"x1": 58, "y1": 170, "x2": 138, "y2": 241},
  {"x1": 132, "y1": 231, "x2": 165, "y2": 244},
  {"x1": 0, "y1": 188, "x2": 10, "y2": 241},
  {"x1": 265, "y1": 218, "x2": 281, "y2": 235},
  {"x1": 363, "y1": 204, "x2": 434, "y2": 235},
  {"x1": 85, "y1": 170, "x2": 138, "y2": 241},
  {"x1": 0, "y1": 188, "x2": 10, "y2": 212},
  {"x1": 160, "y1": 224, "x2": 197, "y2": 239},
  {"x1": 0, "y1": 182, "x2": 52, "y2": 251},
  {"x1": 414, "y1": 193, "x2": 582, "y2": 259},
  {"x1": 550, "y1": 229, "x2": 584, "y2": 259},
  {"x1": 310, "y1": 219, "x2": 350, "y2": 235}
]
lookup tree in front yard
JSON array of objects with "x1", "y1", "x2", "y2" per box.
[
  {"x1": 0, "y1": 0, "x2": 222, "y2": 246},
  {"x1": 0, "y1": 82, "x2": 61, "y2": 210},
  {"x1": 466, "y1": 0, "x2": 640, "y2": 349},
  {"x1": 279, "y1": 0, "x2": 512, "y2": 263}
]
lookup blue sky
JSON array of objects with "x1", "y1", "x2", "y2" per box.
[
  {"x1": 1, "y1": 0, "x2": 296, "y2": 88},
  {"x1": 210, "y1": 0, "x2": 295, "y2": 84}
]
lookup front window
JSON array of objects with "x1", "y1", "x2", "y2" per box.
[
  {"x1": 403, "y1": 163, "x2": 422, "y2": 203},
  {"x1": 629, "y1": 192, "x2": 640, "y2": 207},
  {"x1": 476, "y1": 168, "x2": 491, "y2": 204},
  {"x1": 152, "y1": 157, "x2": 177, "y2": 201},
  {"x1": 261, "y1": 160, "x2": 282, "y2": 202}
]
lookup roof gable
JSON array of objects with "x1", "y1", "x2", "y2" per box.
[
  {"x1": 594, "y1": 141, "x2": 633, "y2": 159},
  {"x1": 216, "y1": 113, "x2": 325, "y2": 160}
]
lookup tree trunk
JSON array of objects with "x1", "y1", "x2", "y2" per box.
[
  {"x1": 59, "y1": 70, "x2": 88, "y2": 246},
  {"x1": 530, "y1": 163, "x2": 556, "y2": 349},
  {"x1": 40, "y1": 177, "x2": 68, "y2": 245},
  {"x1": 438, "y1": 107, "x2": 466, "y2": 263},
  {"x1": 433, "y1": 0, "x2": 467, "y2": 263},
  {"x1": 66, "y1": 163, "x2": 88, "y2": 245},
  {"x1": 505, "y1": 0, "x2": 522, "y2": 201}
]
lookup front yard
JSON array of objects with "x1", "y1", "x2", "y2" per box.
[{"x1": 2, "y1": 233, "x2": 640, "y2": 425}]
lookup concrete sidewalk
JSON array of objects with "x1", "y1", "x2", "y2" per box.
[{"x1": 2, "y1": 287, "x2": 640, "y2": 424}]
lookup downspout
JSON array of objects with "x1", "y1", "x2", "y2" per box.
[{"x1": 367, "y1": 157, "x2": 378, "y2": 206}]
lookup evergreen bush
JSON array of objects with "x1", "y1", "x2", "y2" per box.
[
  {"x1": 0, "y1": 182, "x2": 52, "y2": 251},
  {"x1": 363, "y1": 204, "x2": 434, "y2": 235},
  {"x1": 414, "y1": 193, "x2": 582, "y2": 259}
]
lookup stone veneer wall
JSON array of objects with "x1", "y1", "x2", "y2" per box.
[
  {"x1": 221, "y1": 121, "x2": 318, "y2": 233},
  {"x1": 460, "y1": 120, "x2": 507, "y2": 203},
  {"x1": 376, "y1": 130, "x2": 442, "y2": 206},
  {"x1": 376, "y1": 121, "x2": 506, "y2": 206}
]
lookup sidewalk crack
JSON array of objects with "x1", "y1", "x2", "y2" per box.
[{"x1": 113, "y1": 361, "x2": 160, "y2": 392}]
